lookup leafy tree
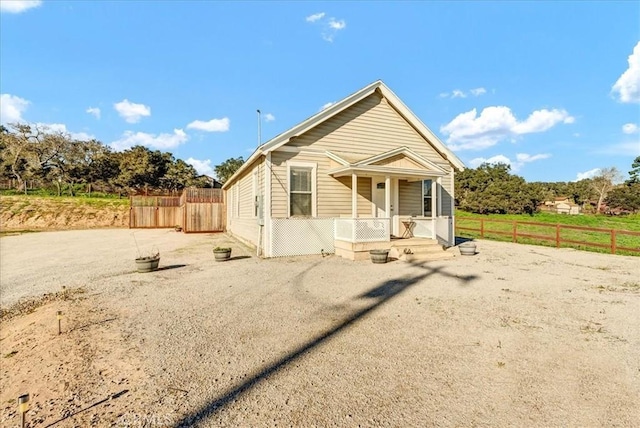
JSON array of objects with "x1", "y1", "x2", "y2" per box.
[
  {"x1": 161, "y1": 157, "x2": 201, "y2": 191},
  {"x1": 114, "y1": 146, "x2": 169, "y2": 193},
  {"x1": 214, "y1": 157, "x2": 244, "y2": 184},
  {"x1": 625, "y1": 156, "x2": 640, "y2": 185},
  {"x1": 591, "y1": 167, "x2": 621, "y2": 213},
  {"x1": 605, "y1": 183, "x2": 640, "y2": 213}
]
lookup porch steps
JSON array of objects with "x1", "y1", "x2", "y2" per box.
[{"x1": 389, "y1": 238, "x2": 455, "y2": 263}]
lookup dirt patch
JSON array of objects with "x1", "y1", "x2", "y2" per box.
[
  {"x1": 1, "y1": 232, "x2": 639, "y2": 426},
  {"x1": 0, "y1": 196, "x2": 129, "y2": 231}
]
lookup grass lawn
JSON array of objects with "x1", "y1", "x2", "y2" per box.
[{"x1": 456, "y1": 210, "x2": 640, "y2": 256}]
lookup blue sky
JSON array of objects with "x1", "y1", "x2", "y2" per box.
[{"x1": 1, "y1": 0, "x2": 639, "y2": 183}]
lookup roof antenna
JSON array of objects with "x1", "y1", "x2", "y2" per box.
[{"x1": 257, "y1": 109, "x2": 261, "y2": 147}]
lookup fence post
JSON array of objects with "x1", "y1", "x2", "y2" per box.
[
  {"x1": 480, "y1": 219, "x2": 484, "y2": 238},
  {"x1": 611, "y1": 229, "x2": 616, "y2": 254},
  {"x1": 512, "y1": 221, "x2": 517, "y2": 243},
  {"x1": 556, "y1": 224, "x2": 560, "y2": 248}
]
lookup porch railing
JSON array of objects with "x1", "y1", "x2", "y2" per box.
[
  {"x1": 412, "y1": 218, "x2": 435, "y2": 239},
  {"x1": 335, "y1": 218, "x2": 390, "y2": 243}
]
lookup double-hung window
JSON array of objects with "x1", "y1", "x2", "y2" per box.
[
  {"x1": 288, "y1": 162, "x2": 316, "y2": 217},
  {"x1": 423, "y1": 179, "x2": 432, "y2": 217}
]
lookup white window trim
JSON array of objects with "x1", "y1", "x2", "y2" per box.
[{"x1": 287, "y1": 161, "x2": 317, "y2": 217}]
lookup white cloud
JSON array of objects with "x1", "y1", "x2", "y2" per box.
[
  {"x1": 468, "y1": 152, "x2": 550, "y2": 172},
  {"x1": 0, "y1": 93, "x2": 29, "y2": 123},
  {"x1": 86, "y1": 107, "x2": 101, "y2": 119},
  {"x1": 186, "y1": 157, "x2": 214, "y2": 177},
  {"x1": 328, "y1": 18, "x2": 346, "y2": 30},
  {"x1": 320, "y1": 101, "x2": 335, "y2": 111},
  {"x1": 575, "y1": 168, "x2": 601, "y2": 181},
  {"x1": 440, "y1": 87, "x2": 487, "y2": 99},
  {"x1": 612, "y1": 41, "x2": 640, "y2": 103},
  {"x1": 306, "y1": 13, "x2": 346, "y2": 42},
  {"x1": 113, "y1": 99, "x2": 151, "y2": 123},
  {"x1": 264, "y1": 113, "x2": 275, "y2": 122},
  {"x1": 305, "y1": 12, "x2": 325, "y2": 22},
  {"x1": 0, "y1": 0, "x2": 41, "y2": 13},
  {"x1": 441, "y1": 106, "x2": 575, "y2": 151},
  {"x1": 110, "y1": 129, "x2": 188, "y2": 151},
  {"x1": 622, "y1": 123, "x2": 639, "y2": 134},
  {"x1": 186, "y1": 117, "x2": 230, "y2": 132}
]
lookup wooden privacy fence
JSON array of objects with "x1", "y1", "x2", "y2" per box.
[
  {"x1": 130, "y1": 188, "x2": 225, "y2": 232},
  {"x1": 456, "y1": 217, "x2": 640, "y2": 255}
]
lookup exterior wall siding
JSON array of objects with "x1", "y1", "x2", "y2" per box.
[
  {"x1": 227, "y1": 156, "x2": 264, "y2": 247},
  {"x1": 270, "y1": 151, "x2": 373, "y2": 218},
  {"x1": 398, "y1": 180, "x2": 422, "y2": 216},
  {"x1": 287, "y1": 92, "x2": 455, "y2": 214}
]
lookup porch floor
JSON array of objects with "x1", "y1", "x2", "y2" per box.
[{"x1": 335, "y1": 237, "x2": 454, "y2": 262}]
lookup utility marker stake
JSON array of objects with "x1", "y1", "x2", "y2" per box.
[
  {"x1": 18, "y1": 394, "x2": 29, "y2": 428},
  {"x1": 57, "y1": 311, "x2": 63, "y2": 335}
]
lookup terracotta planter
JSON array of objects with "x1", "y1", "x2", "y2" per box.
[
  {"x1": 213, "y1": 249, "x2": 232, "y2": 262},
  {"x1": 369, "y1": 249, "x2": 389, "y2": 264},
  {"x1": 135, "y1": 256, "x2": 160, "y2": 272}
]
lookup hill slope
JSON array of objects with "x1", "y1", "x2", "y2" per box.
[{"x1": 0, "y1": 195, "x2": 130, "y2": 231}]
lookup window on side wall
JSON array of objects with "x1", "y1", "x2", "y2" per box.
[
  {"x1": 423, "y1": 179, "x2": 432, "y2": 217},
  {"x1": 288, "y1": 162, "x2": 316, "y2": 217},
  {"x1": 252, "y1": 169, "x2": 259, "y2": 217}
]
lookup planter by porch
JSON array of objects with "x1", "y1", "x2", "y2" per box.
[
  {"x1": 369, "y1": 249, "x2": 389, "y2": 264},
  {"x1": 135, "y1": 255, "x2": 160, "y2": 272},
  {"x1": 458, "y1": 241, "x2": 477, "y2": 256},
  {"x1": 213, "y1": 247, "x2": 232, "y2": 262}
]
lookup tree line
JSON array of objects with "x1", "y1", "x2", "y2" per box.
[
  {"x1": 0, "y1": 123, "x2": 213, "y2": 196},
  {"x1": 455, "y1": 157, "x2": 640, "y2": 215}
]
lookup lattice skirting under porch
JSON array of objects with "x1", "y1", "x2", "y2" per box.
[{"x1": 269, "y1": 218, "x2": 335, "y2": 257}]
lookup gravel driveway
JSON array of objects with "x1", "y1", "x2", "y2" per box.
[{"x1": 1, "y1": 230, "x2": 639, "y2": 427}]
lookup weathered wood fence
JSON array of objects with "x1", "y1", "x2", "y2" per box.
[
  {"x1": 130, "y1": 188, "x2": 225, "y2": 232},
  {"x1": 456, "y1": 217, "x2": 640, "y2": 255}
]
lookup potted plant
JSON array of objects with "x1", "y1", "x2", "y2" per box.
[
  {"x1": 213, "y1": 246, "x2": 232, "y2": 262},
  {"x1": 135, "y1": 250, "x2": 160, "y2": 272},
  {"x1": 458, "y1": 241, "x2": 477, "y2": 256},
  {"x1": 369, "y1": 249, "x2": 390, "y2": 264}
]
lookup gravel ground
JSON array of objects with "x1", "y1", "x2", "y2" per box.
[{"x1": 1, "y1": 229, "x2": 639, "y2": 427}]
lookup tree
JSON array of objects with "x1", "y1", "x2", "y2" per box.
[
  {"x1": 214, "y1": 157, "x2": 244, "y2": 184},
  {"x1": 625, "y1": 156, "x2": 640, "y2": 185},
  {"x1": 605, "y1": 183, "x2": 640, "y2": 213},
  {"x1": 114, "y1": 146, "x2": 169, "y2": 193},
  {"x1": 591, "y1": 167, "x2": 622, "y2": 213}
]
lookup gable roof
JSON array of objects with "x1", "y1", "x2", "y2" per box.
[{"x1": 223, "y1": 80, "x2": 464, "y2": 189}]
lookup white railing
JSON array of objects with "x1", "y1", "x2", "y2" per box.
[
  {"x1": 335, "y1": 218, "x2": 390, "y2": 243},
  {"x1": 413, "y1": 218, "x2": 435, "y2": 239},
  {"x1": 436, "y1": 216, "x2": 454, "y2": 246}
]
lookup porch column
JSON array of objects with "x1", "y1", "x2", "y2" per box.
[
  {"x1": 385, "y1": 176, "x2": 391, "y2": 219},
  {"x1": 436, "y1": 177, "x2": 442, "y2": 217},
  {"x1": 431, "y1": 179, "x2": 437, "y2": 218},
  {"x1": 352, "y1": 173, "x2": 358, "y2": 218}
]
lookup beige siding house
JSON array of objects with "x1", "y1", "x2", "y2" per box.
[{"x1": 223, "y1": 81, "x2": 465, "y2": 258}]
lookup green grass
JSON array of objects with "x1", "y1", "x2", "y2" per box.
[{"x1": 456, "y1": 210, "x2": 640, "y2": 256}]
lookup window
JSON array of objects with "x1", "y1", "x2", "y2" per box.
[
  {"x1": 423, "y1": 179, "x2": 432, "y2": 216},
  {"x1": 288, "y1": 162, "x2": 316, "y2": 217}
]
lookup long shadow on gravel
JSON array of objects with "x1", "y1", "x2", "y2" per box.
[{"x1": 172, "y1": 263, "x2": 478, "y2": 427}]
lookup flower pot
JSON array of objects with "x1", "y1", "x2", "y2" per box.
[
  {"x1": 369, "y1": 249, "x2": 389, "y2": 264},
  {"x1": 458, "y1": 242, "x2": 476, "y2": 256},
  {"x1": 213, "y1": 249, "x2": 232, "y2": 262},
  {"x1": 135, "y1": 256, "x2": 160, "y2": 272}
]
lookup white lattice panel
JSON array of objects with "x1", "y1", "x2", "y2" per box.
[
  {"x1": 354, "y1": 218, "x2": 390, "y2": 242},
  {"x1": 413, "y1": 219, "x2": 435, "y2": 238},
  {"x1": 270, "y1": 218, "x2": 335, "y2": 257},
  {"x1": 335, "y1": 219, "x2": 354, "y2": 241}
]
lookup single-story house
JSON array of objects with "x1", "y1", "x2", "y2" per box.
[{"x1": 222, "y1": 80, "x2": 465, "y2": 259}]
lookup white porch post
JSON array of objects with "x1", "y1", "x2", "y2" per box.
[
  {"x1": 385, "y1": 176, "x2": 391, "y2": 219},
  {"x1": 436, "y1": 177, "x2": 442, "y2": 217},
  {"x1": 431, "y1": 179, "x2": 437, "y2": 218},
  {"x1": 352, "y1": 173, "x2": 358, "y2": 218}
]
